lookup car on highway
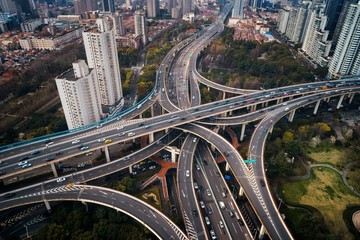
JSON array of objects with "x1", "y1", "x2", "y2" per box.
[
  {"x1": 200, "y1": 201, "x2": 205, "y2": 209},
  {"x1": 72, "y1": 139, "x2": 80, "y2": 144},
  {"x1": 196, "y1": 164, "x2": 200, "y2": 171},
  {"x1": 116, "y1": 126, "x2": 124, "y2": 130},
  {"x1": 192, "y1": 208, "x2": 198, "y2": 216},
  {"x1": 85, "y1": 151, "x2": 93, "y2": 156},
  {"x1": 96, "y1": 124, "x2": 103, "y2": 128},
  {"x1": 208, "y1": 207, "x2": 213, "y2": 215},
  {"x1": 79, "y1": 145, "x2": 89, "y2": 151},
  {"x1": 4, "y1": 193, "x2": 15, "y2": 199},
  {"x1": 21, "y1": 163, "x2": 32, "y2": 168},
  {"x1": 18, "y1": 161, "x2": 28, "y2": 166},
  {"x1": 104, "y1": 139, "x2": 112, "y2": 144},
  {"x1": 98, "y1": 138, "x2": 105, "y2": 142},
  {"x1": 31, "y1": 150, "x2": 41, "y2": 155},
  {"x1": 193, "y1": 137, "x2": 197, "y2": 143},
  {"x1": 45, "y1": 156, "x2": 55, "y2": 162},
  {"x1": 186, "y1": 170, "x2": 190, "y2": 177},
  {"x1": 219, "y1": 220, "x2": 224, "y2": 229},
  {"x1": 210, "y1": 230, "x2": 217, "y2": 240},
  {"x1": 206, "y1": 189, "x2": 211, "y2": 196},
  {"x1": 284, "y1": 107, "x2": 289, "y2": 111},
  {"x1": 55, "y1": 152, "x2": 63, "y2": 156},
  {"x1": 229, "y1": 211, "x2": 234, "y2": 218},
  {"x1": 0, "y1": 171, "x2": 6, "y2": 176},
  {"x1": 205, "y1": 216, "x2": 210, "y2": 225},
  {"x1": 43, "y1": 139, "x2": 53, "y2": 144},
  {"x1": 57, "y1": 177, "x2": 66, "y2": 183},
  {"x1": 194, "y1": 182, "x2": 198, "y2": 190},
  {"x1": 260, "y1": 179, "x2": 265, "y2": 187}
]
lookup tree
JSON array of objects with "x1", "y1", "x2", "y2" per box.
[
  {"x1": 38, "y1": 223, "x2": 68, "y2": 240},
  {"x1": 116, "y1": 176, "x2": 137, "y2": 193},
  {"x1": 282, "y1": 131, "x2": 294, "y2": 144}
]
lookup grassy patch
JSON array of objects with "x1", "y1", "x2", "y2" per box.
[
  {"x1": 137, "y1": 185, "x2": 162, "y2": 211},
  {"x1": 307, "y1": 148, "x2": 346, "y2": 166},
  {"x1": 346, "y1": 166, "x2": 360, "y2": 192},
  {"x1": 280, "y1": 168, "x2": 360, "y2": 239}
]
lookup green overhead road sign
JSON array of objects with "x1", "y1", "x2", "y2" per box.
[{"x1": 244, "y1": 159, "x2": 256, "y2": 163}]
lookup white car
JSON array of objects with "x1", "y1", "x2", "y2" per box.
[
  {"x1": 97, "y1": 138, "x2": 105, "y2": 143},
  {"x1": 200, "y1": 201, "x2": 205, "y2": 209},
  {"x1": 205, "y1": 216, "x2": 210, "y2": 225},
  {"x1": 72, "y1": 139, "x2": 80, "y2": 144},
  {"x1": 18, "y1": 161, "x2": 28, "y2": 166},
  {"x1": 57, "y1": 177, "x2": 66, "y2": 183},
  {"x1": 186, "y1": 170, "x2": 190, "y2": 177},
  {"x1": 117, "y1": 126, "x2": 124, "y2": 130}
]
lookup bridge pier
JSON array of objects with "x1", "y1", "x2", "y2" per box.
[
  {"x1": 336, "y1": 95, "x2": 345, "y2": 109},
  {"x1": 129, "y1": 165, "x2": 133, "y2": 174},
  {"x1": 225, "y1": 162, "x2": 230, "y2": 171},
  {"x1": 239, "y1": 186, "x2": 244, "y2": 197},
  {"x1": 313, "y1": 100, "x2": 321, "y2": 114},
  {"x1": 269, "y1": 125, "x2": 273, "y2": 134},
  {"x1": 276, "y1": 98, "x2": 283, "y2": 104},
  {"x1": 288, "y1": 96, "x2": 293, "y2": 100},
  {"x1": 44, "y1": 200, "x2": 51, "y2": 212},
  {"x1": 240, "y1": 124, "x2": 246, "y2": 141},
  {"x1": 139, "y1": 112, "x2": 142, "y2": 119},
  {"x1": 325, "y1": 97, "x2": 330, "y2": 103},
  {"x1": 104, "y1": 146, "x2": 110, "y2": 163},
  {"x1": 258, "y1": 224, "x2": 266, "y2": 239},
  {"x1": 229, "y1": 110, "x2": 233, "y2": 116},
  {"x1": 171, "y1": 148, "x2": 177, "y2": 163},
  {"x1": 264, "y1": 101, "x2": 268, "y2": 107},
  {"x1": 150, "y1": 105, "x2": 154, "y2": 117},
  {"x1": 288, "y1": 110, "x2": 295, "y2": 122},
  {"x1": 207, "y1": 86, "x2": 210, "y2": 91},
  {"x1": 222, "y1": 91, "x2": 226, "y2": 100},
  {"x1": 149, "y1": 132, "x2": 154, "y2": 143},
  {"x1": 250, "y1": 104, "x2": 257, "y2": 112},
  {"x1": 349, "y1": 93, "x2": 355, "y2": 103},
  {"x1": 50, "y1": 163, "x2": 58, "y2": 178}
]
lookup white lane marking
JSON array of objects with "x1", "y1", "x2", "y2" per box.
[{"x1": 99, "y1": 191, "x2": 108, "y2": 195}]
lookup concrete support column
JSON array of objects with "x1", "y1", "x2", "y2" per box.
[
  {"x1": 337, "y1": 95, "x2": 345, "y2": 109},
  {"x1": 261, "y1": 102, "x2": 265, "y2": 108},
  {"x1": 276, "y1": 98, "x2": 283, "y2": 104},
  {"x1": 250, "y1": 104, "x2": 257, "y2": 112},
  {"x1": 44, "y1": 200, "x2": 51, "y2": 212},
  {"x1": 150, "y1": 105, "x2": 154, "y2": 117},
  {"x1": 325, "y1": 97, "x2": 330, "y2": 103},
  {"x1": 313, "y1": 100, "x2": 321, "y2": 115},
  {"x1": 222, "y1": 111, "x2": 227, "y2": 117},
  {"x1": 139, "y1": 112, "x2": 142, "y2": 119},
  {"x1": 258, "y1": 224, "x2": 266, "y2": 240},
  {"x1": 165, "y1": 128, "x2": 169, "y2": 134},
  {"x1": 264, "y1": 101, "x2": 268, "y2": 107},
  {"x1": 129, "y1": 166, "x2": 133, "y2": 174},
  {"x1": 269, "y1": 125, "x2": 273, "y2": 134},
  {"x1": 222, "y1": 91, "x2": 226, "y2": 100},
  {"x1": 225, "y1": 162, "x2": 230, "y2": 171},
  {"x1": 239, "y1": 186, "x2": 244, "y2": 197},
  {"x1": 240, "y1": 124, "x2": 246, "y2": 141},
  {"x1": 51, "y1": 163, "x2": 58, "y2": 178},
  {"x1": 229, "y1": 110, "x2": 233, "y2": 116},
  {"x1": 161, "y1": 107, "x2": 166, "y2": 115},
  {"x1": 288, "y1": 110, "x2": 296, "y2": 122},
  {"x1": 149, "y1": 132, "x2": 154, "y2": 144},
  {"x1": 349, "y1": 93, "x2": 355, "y2": 103},
  {"x1": 207, "y1": 86, "x2": 210, "y2": 91},
  {"x1": 289, "y1": 96, "x2": 293, "y2": 100},
  {"x1": 104, "y1": 146, "x2": 110, "y2": 163},
  {"x1": 171, "y1": 149, "x2": 177, "y2": 163}
]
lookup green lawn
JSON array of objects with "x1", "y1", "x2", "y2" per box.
[
  {"x1": 307, "y1": 148, "x2": 349, "y2": 168},
  {"x1": 280, "y1": 168, "x2": 360, "y2": 239},
  {"x1": 347, "y1": 166, "x2": 360, "y2": 192},
  {"x1": 137, "y1": 185, "x2": 162, "y2": 211}
]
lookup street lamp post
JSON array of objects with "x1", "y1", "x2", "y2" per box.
[
  {"x1": 278, "y1": 198, "x2": 283, "y2": 210},
  {"x1": 25, "y1": 225, "x2": 29, "y2": 238}
]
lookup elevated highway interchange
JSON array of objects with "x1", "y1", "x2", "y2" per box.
[{"x1": 1, "y1": 2, "x2": 360, "y2": 239}]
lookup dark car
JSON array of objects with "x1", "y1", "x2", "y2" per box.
[
  {"x1": 192, "y1": 208, "x2": 198, "y2": 216},
  {"x1": 0, "y1": 171, "x2": 6, "y2": 176},
  {"x1": 260, "y1": 179, "x2": 265, "y2": 187},
  {"x1": 55, "y1": 152, "x2": 63, "y2": 156},
  {"x1": 4, "y1": 193, "x2": 15, "y2": 198}
]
